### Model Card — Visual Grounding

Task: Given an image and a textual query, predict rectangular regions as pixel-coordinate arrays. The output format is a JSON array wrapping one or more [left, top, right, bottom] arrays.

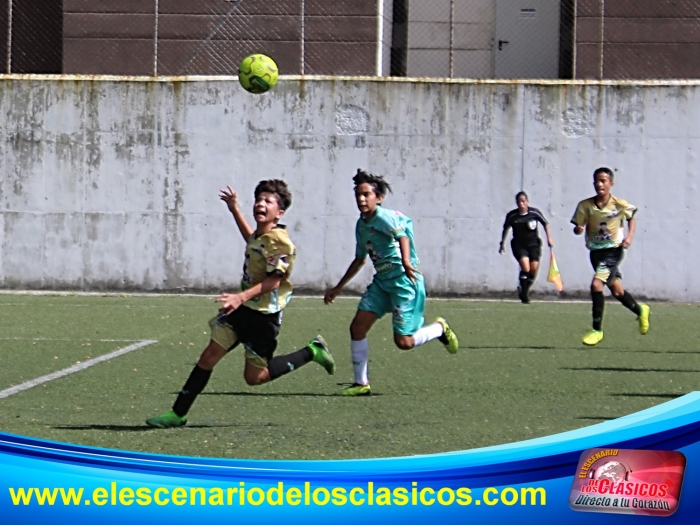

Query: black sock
[[524, 272, 536, 293], [592, 291, 605, 331], [267, 347, 313, 381], [616, 291, 641, 315], [519, 271, 529, 292], [172, 365, 212, 417]]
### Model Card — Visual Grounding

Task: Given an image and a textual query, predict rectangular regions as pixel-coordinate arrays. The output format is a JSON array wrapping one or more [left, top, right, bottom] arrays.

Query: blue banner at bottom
[[2, 392, 700, 523]]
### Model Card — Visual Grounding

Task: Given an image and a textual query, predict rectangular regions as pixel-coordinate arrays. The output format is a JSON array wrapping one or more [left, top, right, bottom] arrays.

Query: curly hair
[[352, 169, 393, 197], [255, 179, 292, 211]]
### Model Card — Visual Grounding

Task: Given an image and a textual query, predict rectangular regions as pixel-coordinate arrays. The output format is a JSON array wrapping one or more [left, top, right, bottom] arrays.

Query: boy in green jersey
[[324, 170, 459, 396]]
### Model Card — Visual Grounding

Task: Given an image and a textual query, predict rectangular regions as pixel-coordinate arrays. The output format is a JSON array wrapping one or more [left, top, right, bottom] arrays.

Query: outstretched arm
[[220, 185, 254, 241], [324, 258, 366, 304]]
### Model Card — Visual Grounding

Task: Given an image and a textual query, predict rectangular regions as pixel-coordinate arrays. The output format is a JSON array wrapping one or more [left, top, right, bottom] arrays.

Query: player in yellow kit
[[571, 168, 650, 346], [146, 180, 335, 428]]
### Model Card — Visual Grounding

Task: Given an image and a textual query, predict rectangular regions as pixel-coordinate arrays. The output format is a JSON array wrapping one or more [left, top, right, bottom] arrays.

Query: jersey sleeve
[[571, 201, 588, 226], [617, 198, 637, 220], [377, 209, 407, 239], [502, 211, 514, 231], [263, 236, 295, 277], [531, 207, 549, 225]]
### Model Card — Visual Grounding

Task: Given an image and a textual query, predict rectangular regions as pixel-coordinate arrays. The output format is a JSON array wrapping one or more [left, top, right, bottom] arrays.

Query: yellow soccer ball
[[238, 54, 279, 94]]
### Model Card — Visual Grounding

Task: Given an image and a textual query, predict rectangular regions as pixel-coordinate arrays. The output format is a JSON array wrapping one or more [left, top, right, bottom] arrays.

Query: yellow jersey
[[571, 195, 637, 250], [241, 226, 296, 313]]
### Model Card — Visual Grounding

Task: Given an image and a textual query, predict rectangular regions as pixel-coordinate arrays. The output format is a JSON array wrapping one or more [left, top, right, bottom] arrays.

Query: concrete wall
[[1, 77, 699, 300]]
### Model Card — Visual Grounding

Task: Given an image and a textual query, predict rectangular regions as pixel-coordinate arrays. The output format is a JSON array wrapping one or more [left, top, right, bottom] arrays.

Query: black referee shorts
[[511, 239, 542, 262]]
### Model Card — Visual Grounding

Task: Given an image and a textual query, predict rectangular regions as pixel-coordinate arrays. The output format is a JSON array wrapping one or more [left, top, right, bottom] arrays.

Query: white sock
[[412, 322, 444, 347], [350, 338, 369, 385]]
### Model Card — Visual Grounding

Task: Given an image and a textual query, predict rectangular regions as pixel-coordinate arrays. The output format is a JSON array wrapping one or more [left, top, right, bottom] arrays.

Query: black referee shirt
[[503, 207, 548, 246]]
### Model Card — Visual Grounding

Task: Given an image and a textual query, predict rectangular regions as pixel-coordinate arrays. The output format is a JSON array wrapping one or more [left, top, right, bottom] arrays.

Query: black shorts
[[215, 306, 282, 362], [590, 247, 624, 284], [511, 239, 542, 262]]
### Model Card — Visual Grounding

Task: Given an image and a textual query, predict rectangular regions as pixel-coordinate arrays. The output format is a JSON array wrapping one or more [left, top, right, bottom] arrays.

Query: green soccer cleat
[[436, 317, 459, 354], [308, 335, 336, 375], [637, 304, 650, 335], [582, 329, 604, 346], [146, 410, 187, 429], [338, 383, 371, 396]]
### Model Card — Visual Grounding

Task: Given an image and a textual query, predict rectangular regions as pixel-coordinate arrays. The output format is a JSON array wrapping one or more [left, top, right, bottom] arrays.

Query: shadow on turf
[[464, 345, 558, 350], [608, 393, 684, 399], [577, 416, 617, 421], [199, 391, 383, 397], [562, 367, 700, 373], [619, 350, 700, 355], [53, 424, 241, 431]]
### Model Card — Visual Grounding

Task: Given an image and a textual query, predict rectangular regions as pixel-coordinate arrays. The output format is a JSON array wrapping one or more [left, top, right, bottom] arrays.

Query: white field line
[[0, 340, 157, 399]]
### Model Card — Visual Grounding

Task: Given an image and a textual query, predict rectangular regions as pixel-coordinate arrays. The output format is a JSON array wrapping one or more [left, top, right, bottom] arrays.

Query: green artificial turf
[[0, 293, 698, 460]]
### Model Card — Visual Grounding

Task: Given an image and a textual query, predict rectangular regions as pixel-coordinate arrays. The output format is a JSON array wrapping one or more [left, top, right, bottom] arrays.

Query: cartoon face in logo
[[597, 222, 611, 240], [242, 253, 253, 284]]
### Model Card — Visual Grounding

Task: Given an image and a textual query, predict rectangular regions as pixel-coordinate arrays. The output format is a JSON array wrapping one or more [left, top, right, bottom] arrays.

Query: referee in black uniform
[[499, 191, 554, 303]]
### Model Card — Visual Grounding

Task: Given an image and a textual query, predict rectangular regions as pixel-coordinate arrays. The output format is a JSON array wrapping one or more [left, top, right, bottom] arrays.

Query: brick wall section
[[0, 4, 7, 74], [63, 0, 379, 76], [10, 0, 63, 74], [576, 0, 700, 79], [63, 0, 156, 75]]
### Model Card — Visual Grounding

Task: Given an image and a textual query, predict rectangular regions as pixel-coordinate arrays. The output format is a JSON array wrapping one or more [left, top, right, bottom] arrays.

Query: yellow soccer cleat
[[436, 317, 459, 354], [338, 383, 371, 396], [637, 304, 650, 335], [582, 329, 604, 346]]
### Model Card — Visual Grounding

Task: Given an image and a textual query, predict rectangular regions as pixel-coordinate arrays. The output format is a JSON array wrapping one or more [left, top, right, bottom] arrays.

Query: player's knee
[[610, 286, 624, 298], [243, 371, 265, 386], [394, 336, 414, 350], [197, 352, 219, 370], [350, 322, 368, 340]]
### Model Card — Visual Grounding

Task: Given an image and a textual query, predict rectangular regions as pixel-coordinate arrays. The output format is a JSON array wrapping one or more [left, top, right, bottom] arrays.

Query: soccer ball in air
[[238, 54, 279, 94]]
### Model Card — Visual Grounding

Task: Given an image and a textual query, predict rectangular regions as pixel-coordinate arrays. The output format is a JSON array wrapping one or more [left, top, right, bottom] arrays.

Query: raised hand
[[219, 185, 239, 213]]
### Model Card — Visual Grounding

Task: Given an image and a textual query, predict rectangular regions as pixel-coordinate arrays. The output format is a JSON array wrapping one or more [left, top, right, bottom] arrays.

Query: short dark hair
[[353, 169, 393, 197], [593, 167, 614, 181], [515, 191, 529, 203], [254, 179, 292, 211]]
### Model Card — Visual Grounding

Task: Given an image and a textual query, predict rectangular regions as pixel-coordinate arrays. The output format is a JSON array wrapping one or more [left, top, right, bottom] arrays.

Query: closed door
[[495, 0, 561, 78]]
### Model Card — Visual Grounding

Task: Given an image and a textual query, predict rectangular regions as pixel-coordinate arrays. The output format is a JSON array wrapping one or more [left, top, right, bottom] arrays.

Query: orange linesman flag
[[547, 250, 563, 292]]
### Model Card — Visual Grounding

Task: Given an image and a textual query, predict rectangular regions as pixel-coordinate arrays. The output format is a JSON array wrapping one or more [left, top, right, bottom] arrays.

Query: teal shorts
[[358, 273, 426, 336]]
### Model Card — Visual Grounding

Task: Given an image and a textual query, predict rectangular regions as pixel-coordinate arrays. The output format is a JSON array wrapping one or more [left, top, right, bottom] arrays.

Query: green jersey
[[355, 206, 419, 281]]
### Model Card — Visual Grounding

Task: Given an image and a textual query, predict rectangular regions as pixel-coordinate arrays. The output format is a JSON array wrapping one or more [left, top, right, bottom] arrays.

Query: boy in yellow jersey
[[571, 167, 650, 346], [147, 180, 335, 428]]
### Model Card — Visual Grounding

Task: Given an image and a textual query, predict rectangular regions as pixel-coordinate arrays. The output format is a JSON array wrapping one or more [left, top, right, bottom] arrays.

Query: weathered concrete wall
[[1, 77, 699, 300]]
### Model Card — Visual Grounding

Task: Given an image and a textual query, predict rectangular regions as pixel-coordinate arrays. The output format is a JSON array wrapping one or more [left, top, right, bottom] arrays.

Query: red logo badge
[[569, 448, 686, 516]]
